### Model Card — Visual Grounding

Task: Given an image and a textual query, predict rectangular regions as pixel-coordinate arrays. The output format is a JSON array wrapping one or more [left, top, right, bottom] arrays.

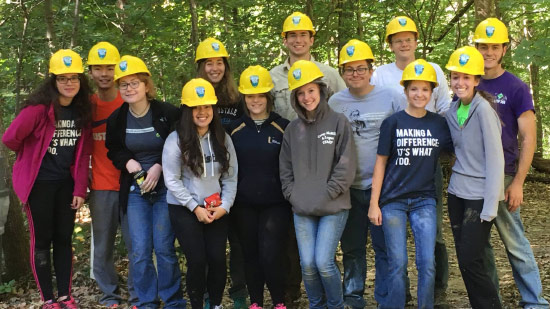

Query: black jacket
[[105, 99, 179, 212], [228, 112, 290, 207]]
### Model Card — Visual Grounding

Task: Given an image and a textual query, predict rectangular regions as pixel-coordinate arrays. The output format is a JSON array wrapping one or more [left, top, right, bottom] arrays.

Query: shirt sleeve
[[326, 116, 357, 199], [2, 105, 43, 152], [279, 127, 294, 200], [220, 134, 238, 214], [433, 63, 451, 115], [377, 116, 394, 156], [511, 81, 535, 118]]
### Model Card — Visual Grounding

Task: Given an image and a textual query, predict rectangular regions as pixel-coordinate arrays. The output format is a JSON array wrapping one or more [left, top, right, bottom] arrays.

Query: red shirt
[[91, 92, 124, 191]]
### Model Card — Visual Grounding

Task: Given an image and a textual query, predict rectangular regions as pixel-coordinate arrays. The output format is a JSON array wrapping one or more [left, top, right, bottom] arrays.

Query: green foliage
[[0, 280, 16, 294]]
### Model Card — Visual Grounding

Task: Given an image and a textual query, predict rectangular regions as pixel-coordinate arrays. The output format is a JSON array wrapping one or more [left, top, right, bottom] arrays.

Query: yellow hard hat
[[49, 49, 84, 75], [181, 78, 218, 107], [114, 55, 151, 81], [87, 42, 120, 65], [473, 18, 509, 44], [400, 59, 438, 87], [445, 46, 485, 76], [238, 65, 274, 94], [385, 16, 418, 43], [288, 60, 324, 91], [281, 12, 316, 37], [339, 39, 374, 66], [195, 38, 229, 62]]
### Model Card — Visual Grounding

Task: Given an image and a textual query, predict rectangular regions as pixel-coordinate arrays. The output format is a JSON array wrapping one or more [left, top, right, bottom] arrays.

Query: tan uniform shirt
[[270, 56, 346, 121]]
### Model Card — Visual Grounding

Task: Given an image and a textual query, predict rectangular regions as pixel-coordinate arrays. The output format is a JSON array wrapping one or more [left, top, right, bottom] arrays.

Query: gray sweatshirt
[[279, 81, 357, 216], [162, 131, 238, 214], [445, 93, 504, 221]]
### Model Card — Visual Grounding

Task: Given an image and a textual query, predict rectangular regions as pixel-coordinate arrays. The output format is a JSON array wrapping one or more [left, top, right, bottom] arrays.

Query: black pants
[[168, 204, 228, 308], [447, 194, 502, 309], [25, 180, 76, 302], [231, 204, 292, 306]]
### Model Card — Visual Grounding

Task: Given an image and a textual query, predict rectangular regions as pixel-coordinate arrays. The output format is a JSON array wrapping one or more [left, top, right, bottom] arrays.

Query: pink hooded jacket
[[2, 104, 92, 204]]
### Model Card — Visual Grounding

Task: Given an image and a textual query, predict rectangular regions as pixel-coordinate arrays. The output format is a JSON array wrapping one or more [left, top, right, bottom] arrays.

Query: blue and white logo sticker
[[196, 86, 205, 98], [346, 46, 355, 56], [414, 64, 424, 76], [250, 75, 259, 87], [62, 56, 72, 67], [485, 26, 495, 38], [292, 16, 301, 25], [98, 48, 107, 59], [459, 54, 470, 66], [398, 18, 407, 26], [119, 60, 128, 72], [211, 42, 220, 51], [292, 68, 301, 80]]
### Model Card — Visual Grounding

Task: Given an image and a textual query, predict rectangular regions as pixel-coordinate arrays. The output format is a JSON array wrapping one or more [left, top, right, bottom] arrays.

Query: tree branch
[[434, 0, 474, 43]]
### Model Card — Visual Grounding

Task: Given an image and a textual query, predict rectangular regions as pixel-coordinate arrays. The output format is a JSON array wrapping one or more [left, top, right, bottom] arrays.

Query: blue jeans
[[340, 188, 388, 308], [294, 210, 349, 309], [127, 185, 186, 309], [487, 176, 549, 308], [381, 197, 437, 309]]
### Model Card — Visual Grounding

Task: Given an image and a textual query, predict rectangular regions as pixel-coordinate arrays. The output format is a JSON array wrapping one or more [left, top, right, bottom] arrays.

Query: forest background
[[0, 0, 549, 307]]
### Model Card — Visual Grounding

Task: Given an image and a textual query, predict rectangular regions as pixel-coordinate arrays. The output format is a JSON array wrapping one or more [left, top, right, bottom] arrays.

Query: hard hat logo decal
[[211, 43, 220, 52], [292, 16, 301, 25], [398, 18, 407, 26], [119, 60, 128, 72], [346, 46, 355, 56], [63, 56, 72, 67], [459, 54, 470, 66], [250, 75, 259, 87], [196, 86, 205, 98], [98, 48, 107, 59], [414, 64, 424, 76], [293, 68, 301, 81], [486, 26, 495, 37]]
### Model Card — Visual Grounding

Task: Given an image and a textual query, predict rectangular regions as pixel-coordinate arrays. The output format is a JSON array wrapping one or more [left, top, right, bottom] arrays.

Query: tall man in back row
[[270, 12, 346, 306], [473, 17, 549, 309], [370, 16, 451, 306]]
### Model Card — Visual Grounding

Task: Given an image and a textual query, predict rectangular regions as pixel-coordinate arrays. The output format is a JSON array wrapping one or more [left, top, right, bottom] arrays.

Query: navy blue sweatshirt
[[228, 112, 290, 207]]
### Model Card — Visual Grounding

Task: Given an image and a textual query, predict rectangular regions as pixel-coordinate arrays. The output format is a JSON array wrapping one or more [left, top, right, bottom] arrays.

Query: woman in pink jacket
[[2, 49, 92, 309]]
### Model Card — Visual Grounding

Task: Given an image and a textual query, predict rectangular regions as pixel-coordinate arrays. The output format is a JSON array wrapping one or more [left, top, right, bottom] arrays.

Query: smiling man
[[474, 18, 549, 309]]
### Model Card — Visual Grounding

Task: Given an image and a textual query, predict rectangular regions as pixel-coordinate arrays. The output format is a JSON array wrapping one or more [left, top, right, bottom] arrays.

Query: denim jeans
[[127, 185, 186, 309], [340, 188, 388, 308], [486, 175, 549, 309], [294, 210, 349, 309], [381, 197, 437, 309]]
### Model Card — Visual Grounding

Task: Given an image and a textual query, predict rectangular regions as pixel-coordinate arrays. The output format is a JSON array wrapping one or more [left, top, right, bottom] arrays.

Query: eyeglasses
[[391, 38, 415, 45], [343, 67, 369, 76], [56, 76, 80, 84], [119, 80, 142, 90]]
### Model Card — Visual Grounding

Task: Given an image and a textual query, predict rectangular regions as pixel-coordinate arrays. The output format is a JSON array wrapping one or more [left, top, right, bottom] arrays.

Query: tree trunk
[[44, 0, 56, 53], [188, 0, 199, 50], [474, 0, 497, 22], [305, 0, 313, 19], [336, 0, 343, 51], [355, 0, 363, 37], [70, 0, 80, 49], [15, 0, 30, 110]]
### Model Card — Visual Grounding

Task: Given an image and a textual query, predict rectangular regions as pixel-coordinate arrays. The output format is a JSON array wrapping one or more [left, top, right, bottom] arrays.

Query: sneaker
[[214, 306, 224, 309], [42, 300, 62, 309], [274, 304, 286, 309], [249, 304, 262, 309], [58, 296, 78, 309], [233, 297, 247, 309], [106, 304, 119, 308]]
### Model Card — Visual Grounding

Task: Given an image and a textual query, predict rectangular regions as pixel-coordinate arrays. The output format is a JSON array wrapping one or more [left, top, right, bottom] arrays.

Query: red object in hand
[[204, 193, 222, 209]]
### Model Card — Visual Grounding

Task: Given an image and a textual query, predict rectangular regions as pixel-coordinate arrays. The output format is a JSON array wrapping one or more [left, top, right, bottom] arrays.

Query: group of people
[[2, 10, 548, 309]]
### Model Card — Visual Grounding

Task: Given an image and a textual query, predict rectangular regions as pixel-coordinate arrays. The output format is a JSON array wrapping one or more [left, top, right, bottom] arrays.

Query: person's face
[[389, 31, 417, 60], [283, 30, 314, 58], [192, 105, 214, 131], [118, 74, 148, 104], [450, 71, 479, 103], [342, 60, 372, 91], [476, 43, 507, 71], [89, 64, 116, 90], [244, 94, 268, 118], [296, 82, 320, 112], [204, 57, 225, 84], [404, 80, 432, 110], [56, 73, 81, 102]]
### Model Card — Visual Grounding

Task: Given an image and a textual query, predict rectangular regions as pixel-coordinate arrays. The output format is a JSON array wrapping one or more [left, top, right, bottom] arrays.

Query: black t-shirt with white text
[[377, 110, 453, 206]]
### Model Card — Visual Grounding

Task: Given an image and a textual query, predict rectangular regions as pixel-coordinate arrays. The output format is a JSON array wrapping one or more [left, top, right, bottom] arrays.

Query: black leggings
[[168, 204, 228, 309], [447, 194, 502, 309], [231, 204, 291, 306], [25, 180, 76, 302]]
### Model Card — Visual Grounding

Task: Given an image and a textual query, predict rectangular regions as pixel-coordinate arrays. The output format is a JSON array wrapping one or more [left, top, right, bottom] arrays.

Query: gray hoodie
[[445, 92, 504, 221], [162, 131, 238, 214], [279, 81, 357, 216]]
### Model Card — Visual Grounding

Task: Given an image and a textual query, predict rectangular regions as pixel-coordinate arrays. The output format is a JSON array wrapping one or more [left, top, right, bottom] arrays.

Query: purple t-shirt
[[477, 71, 534, 175]]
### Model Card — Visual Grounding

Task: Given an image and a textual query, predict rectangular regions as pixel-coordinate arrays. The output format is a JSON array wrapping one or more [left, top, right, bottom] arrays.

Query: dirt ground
[[1, 181, 549, 308]]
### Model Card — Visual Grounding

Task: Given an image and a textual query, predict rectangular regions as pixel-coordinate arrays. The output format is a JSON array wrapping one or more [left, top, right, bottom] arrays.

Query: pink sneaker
[[42, 300, 62, 309], [248, 304, 263, 309], [58, 296, 78, 309], [274, 304, 286, 309]]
